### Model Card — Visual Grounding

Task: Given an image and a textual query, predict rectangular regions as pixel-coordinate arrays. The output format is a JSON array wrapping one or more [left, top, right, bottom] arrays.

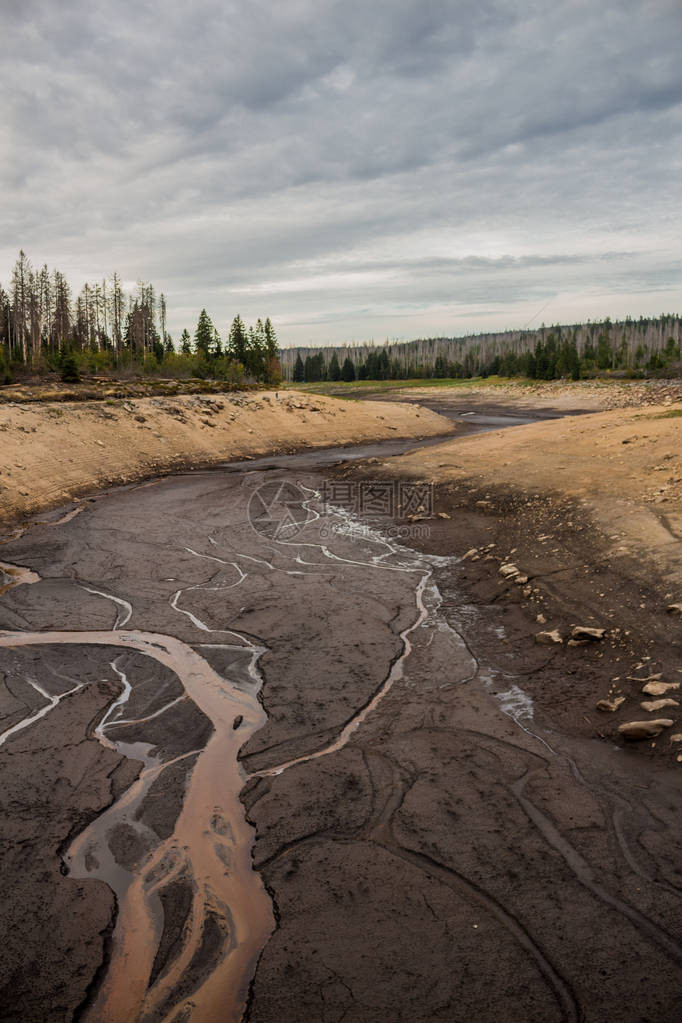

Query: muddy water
[[0, 626, 275, 1022]]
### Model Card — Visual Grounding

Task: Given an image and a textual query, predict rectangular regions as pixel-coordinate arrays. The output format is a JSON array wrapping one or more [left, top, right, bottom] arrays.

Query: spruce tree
[[293, 353, 304, 382], [61, 352, 80, 382], [261, 315, 282, 384], [329, 352, 341, 380], [194, 309, 215, 358], [228, 315, 248, 365], [341, 356, 356, 381], [180, 328, 192, 354], [263, 317, 278, 359]]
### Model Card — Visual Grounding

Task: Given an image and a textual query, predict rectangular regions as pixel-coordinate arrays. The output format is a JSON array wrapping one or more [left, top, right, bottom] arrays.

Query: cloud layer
[[2, 0, 681, 344]]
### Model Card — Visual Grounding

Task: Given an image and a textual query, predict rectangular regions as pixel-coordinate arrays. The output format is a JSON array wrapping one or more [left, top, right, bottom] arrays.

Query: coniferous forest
[[283, 316, 682, 383], [4, 251, 681, 389], [0, 251, 281, 385]]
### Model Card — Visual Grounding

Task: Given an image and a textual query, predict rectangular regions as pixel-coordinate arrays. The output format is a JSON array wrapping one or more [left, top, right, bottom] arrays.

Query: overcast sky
[[1, 0, 681, 347]]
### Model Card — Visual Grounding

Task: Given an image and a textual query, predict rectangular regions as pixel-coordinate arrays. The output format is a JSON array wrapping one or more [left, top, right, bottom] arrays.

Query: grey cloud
[[1, 0, 681, 345]]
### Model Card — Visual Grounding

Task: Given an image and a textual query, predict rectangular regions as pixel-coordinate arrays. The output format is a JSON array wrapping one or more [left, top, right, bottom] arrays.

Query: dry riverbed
[[0, 383, 680, 1023]]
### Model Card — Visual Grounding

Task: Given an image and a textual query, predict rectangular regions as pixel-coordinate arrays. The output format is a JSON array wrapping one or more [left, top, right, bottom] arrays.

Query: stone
[[669, 733, 682, 743], [536, 629, 563, 645], [640, 698, 680, 712], [570, 626, 606, 641], [536, 613, 547, 625], [437, 512, 451, 519], [596, 696, 625, 712], [499, 563, 519, 578], [642, 681, 680, 696], [462, 548, 478, 561], [618, 719, 674, 740], [667, 603, 682, 617], [514, 575, 529, 585]]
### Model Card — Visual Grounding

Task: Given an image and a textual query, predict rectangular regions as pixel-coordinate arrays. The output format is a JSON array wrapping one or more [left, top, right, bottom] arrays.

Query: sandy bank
[[399, 378, 682, 412], [377, 401, 682, 590], [0, 389, 451, 528]]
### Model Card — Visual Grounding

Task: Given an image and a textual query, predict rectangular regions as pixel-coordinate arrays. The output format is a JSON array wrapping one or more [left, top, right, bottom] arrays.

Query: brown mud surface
[[0, 384, 680, 1022]]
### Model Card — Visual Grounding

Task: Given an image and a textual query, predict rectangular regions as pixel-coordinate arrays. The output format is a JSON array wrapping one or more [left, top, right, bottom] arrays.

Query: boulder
[[618, 719, 674, 741], [536, 629, 563, 646]]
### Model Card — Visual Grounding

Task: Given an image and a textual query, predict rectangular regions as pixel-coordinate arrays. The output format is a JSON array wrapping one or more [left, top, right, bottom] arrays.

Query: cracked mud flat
[[0, 446, 681, 1022]]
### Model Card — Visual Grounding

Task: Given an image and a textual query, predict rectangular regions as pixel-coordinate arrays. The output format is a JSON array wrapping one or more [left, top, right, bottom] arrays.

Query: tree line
[[284, 315, 682, 382], [0, 250, 281, 384]]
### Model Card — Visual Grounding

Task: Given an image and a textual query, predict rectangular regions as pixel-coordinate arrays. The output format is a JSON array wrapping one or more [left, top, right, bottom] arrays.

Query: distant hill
[[280, 315, 682, 382]]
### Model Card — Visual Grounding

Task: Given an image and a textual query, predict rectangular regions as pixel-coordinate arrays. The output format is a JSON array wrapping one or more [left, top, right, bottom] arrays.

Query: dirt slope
[[0, 390, 450, 528], [377, 401, 682, 590]]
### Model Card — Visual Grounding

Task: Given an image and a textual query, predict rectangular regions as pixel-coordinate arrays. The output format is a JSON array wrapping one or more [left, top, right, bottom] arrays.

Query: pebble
[[640, 698, 680, 712], [536, 629, 563, 645], [618, 719, 674, 740], [596, 696, 625, 712]]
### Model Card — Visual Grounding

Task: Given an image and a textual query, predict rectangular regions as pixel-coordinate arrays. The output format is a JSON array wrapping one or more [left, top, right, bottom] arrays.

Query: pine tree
[[180, 328, 192, 355], [262, 317, 281, 382], [341, 356, 356, 382], [329, 352, 341, 380], [61, 352, 80, 382], [263, 317, 278, 358], [246, 324, 265, 378], [194, 309, 215, 357], [293, 353, 304, 382], [228, 315, 248, 365]]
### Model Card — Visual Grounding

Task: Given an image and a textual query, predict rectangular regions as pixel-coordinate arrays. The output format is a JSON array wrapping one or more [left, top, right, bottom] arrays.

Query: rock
[[596, 697, 626, 712], [618, 719, 674, 740], [642, 681, 680, 696], [640, 698, 680, 712], [567, 638, 589, 647], [670, 733, 682, 743], [536, 629, 563, 645], [437, 512, 451, 519], [499, 564, 519, 578], [667, 603, 682, 617], [514, 574, 529, 585], [570, 626, 606, 641], [536, 613, 547, 625], [232, 715, 243, 730], [462, 548, 478, 560]]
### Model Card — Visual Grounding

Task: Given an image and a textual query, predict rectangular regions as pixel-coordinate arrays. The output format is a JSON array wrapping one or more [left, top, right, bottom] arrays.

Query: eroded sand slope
[[0, 390, 451, 527]]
